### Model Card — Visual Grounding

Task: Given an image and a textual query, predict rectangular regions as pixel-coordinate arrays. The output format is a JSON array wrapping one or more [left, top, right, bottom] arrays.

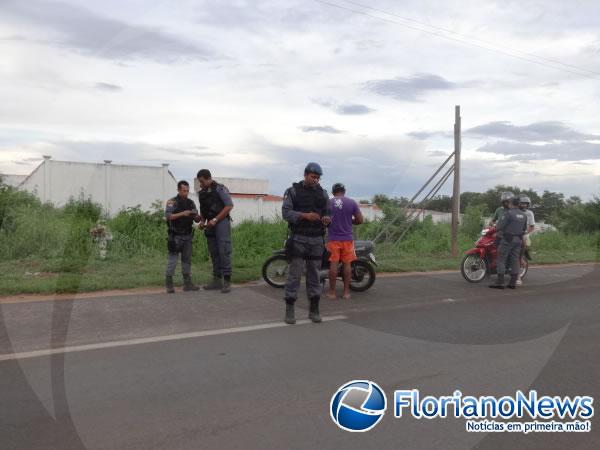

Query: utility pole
[[451, 105, 461, 257]]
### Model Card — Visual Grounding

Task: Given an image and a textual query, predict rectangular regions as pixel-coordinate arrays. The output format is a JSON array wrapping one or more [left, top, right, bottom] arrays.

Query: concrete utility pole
[[451, 106, 461, 257]]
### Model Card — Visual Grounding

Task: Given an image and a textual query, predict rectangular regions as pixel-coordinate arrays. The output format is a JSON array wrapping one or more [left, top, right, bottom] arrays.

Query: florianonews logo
[[330, 380, 387, 432]]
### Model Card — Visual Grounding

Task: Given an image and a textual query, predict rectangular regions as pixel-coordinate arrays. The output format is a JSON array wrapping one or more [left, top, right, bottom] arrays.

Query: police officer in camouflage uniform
[[196, 169, 234, 294], [165, 180, 200, 293], [282, 162, 331, 324], [490, 196, 528, 290]]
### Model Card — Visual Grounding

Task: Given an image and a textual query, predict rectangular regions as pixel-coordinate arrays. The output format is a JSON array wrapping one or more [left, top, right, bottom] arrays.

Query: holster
[[167, 232, 182, 253], [284, 237, 295, 263]]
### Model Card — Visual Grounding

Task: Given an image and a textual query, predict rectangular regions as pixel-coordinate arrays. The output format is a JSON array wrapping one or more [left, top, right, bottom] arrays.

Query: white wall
[[0, 174, 27, 188], [19, 159, 177, 216], [230, 197, 282, 223]]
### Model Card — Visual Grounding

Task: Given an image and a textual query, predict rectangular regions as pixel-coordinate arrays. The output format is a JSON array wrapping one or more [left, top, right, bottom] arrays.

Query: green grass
[[0, 191, 597, 295]]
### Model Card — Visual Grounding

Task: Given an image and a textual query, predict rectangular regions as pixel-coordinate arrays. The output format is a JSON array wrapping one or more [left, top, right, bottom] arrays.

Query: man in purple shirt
[[326, 183, 363, 300]]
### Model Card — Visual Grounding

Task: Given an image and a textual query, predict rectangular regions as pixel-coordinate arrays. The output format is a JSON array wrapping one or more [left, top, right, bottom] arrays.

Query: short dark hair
[[196, 169, 212, 180], [177, 180, 189, 190]]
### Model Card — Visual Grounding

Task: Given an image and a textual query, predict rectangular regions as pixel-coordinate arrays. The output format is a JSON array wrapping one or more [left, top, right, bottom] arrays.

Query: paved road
[[0, 264, 598, 450]]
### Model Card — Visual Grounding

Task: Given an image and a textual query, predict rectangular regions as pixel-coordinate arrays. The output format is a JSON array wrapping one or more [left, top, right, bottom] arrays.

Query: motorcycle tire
[[349, 260, 376, 292], [262, 255, 288, 288], [460, 254, 488, 283]]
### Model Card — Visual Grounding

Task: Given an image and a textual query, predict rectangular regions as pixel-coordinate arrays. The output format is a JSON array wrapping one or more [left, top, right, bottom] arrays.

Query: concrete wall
[[19, 158, 177, 216], [0, 174, 27, 188], [228, 198, 383, 224], [230, 197, 282, 223]]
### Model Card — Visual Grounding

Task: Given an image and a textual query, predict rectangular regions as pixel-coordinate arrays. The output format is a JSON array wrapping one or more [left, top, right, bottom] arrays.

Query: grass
[[0, 192, 597, 295]]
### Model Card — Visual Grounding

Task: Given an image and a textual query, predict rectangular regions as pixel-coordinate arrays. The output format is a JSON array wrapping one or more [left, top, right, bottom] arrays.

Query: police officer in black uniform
[[281, 162, 331, 324], [490, 196, 528, 289], [196, 169, 234, 294], [165, 180, 200, 293]]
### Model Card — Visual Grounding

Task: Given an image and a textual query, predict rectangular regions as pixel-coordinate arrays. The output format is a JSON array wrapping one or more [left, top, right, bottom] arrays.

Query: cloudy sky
[[1, 0, 599, 199]]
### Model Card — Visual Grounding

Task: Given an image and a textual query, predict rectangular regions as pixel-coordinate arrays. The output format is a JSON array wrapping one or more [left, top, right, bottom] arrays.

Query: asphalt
[[0, 263, 598, 450]]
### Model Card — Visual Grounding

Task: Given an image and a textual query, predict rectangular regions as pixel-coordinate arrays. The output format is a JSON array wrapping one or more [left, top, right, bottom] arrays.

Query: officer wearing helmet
[[490, 191, 514, 227], [281, 162, 331, 324], [490, 195, 528, 289], [517, 195, 535, 285]]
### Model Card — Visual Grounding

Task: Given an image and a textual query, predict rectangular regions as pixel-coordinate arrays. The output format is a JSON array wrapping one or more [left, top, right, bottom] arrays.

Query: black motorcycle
[[261, 240, 377, 292]]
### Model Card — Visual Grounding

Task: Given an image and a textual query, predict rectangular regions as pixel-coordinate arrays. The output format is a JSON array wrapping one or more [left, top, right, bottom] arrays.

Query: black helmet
[[500, 191, 514, 202], [304, 162, 323, 176], [332, 182, 346, 194]]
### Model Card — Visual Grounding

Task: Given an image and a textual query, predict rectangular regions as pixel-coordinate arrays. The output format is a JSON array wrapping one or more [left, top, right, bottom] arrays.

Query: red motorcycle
[[460, 226, 528, 283]]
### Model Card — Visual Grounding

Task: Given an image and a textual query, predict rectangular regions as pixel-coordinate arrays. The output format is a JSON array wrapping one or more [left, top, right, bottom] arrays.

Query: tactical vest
[[198, 181, 226, 220], [169, 195, 195, 235], [503, 209, 528, 237], [289, 181, 327, 236]]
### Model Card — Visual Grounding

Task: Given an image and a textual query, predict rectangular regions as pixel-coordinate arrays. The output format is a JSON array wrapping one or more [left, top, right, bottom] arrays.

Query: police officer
[[517, 196, 535, 285], [165, 180, 200, 293], [196, 169, 234, 294], [282, 162, 331, 324], [490, 196, 528, 289], [490, 191, 514, 227]]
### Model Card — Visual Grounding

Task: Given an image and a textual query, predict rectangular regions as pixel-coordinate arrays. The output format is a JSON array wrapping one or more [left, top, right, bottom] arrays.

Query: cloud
[[314, 99, 375, 115], [299, 125, 346, 134], [427, 150, 451, 157], [1, 0, 214, 63], [467, 121, 600, 142], [475, 140, 600, 161], [407, 130, 453, 140], [94, 82, 122, 92], [157, 147, 223, 158], [365, 73, 458, 101]]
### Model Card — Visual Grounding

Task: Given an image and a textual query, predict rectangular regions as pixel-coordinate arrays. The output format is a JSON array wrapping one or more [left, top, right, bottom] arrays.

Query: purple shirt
[[328, 196, 360, 241]]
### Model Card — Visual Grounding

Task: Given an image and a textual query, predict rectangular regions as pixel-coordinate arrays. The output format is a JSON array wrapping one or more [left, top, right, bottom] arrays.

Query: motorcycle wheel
[[262, 255, 288, 288], [349, 260, 376, 292], [461, 254, 488, 283]]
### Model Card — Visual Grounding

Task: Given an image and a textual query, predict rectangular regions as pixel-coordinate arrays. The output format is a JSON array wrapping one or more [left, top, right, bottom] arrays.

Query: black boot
[[508, 274, 518, 289], [489, 274, 505, 289], [309, 297, 322, 323], [221, 275, 231, 293], [285, 300, 296, 325], [165, 275, 175, 294], [183, 274, 199, 291], [203, 276, 223, 290]]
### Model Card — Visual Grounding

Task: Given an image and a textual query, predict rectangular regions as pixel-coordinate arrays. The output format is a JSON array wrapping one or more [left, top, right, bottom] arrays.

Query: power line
[[343, 0, 600, 78], [314, 0, 600, 81]]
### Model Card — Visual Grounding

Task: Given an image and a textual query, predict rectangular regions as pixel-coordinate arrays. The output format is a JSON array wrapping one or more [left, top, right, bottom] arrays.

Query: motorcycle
[[262, 240, 377, 292], [460, 226, 528, 283]]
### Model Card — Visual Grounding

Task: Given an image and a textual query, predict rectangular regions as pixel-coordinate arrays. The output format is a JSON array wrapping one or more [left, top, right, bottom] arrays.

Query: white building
[[0, 173, 27, 188], [17, 156, 177, 216], [8, 156, 386, 223]]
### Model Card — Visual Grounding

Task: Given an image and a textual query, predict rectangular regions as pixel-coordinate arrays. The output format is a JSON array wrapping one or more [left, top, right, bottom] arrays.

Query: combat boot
[[165, 275, 175, 294], [285, 301, 296, 325], [507, 274, 518, 289], [203, 276, 223, 290], [183, 274, 199, 291], [221, 276, 231, 293], [309, 297, 322, 323], [489, 274, 505, 289]]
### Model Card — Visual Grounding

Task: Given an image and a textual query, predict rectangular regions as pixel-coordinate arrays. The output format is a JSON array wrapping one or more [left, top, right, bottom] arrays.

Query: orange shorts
[[327, 241, 357, 263]]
